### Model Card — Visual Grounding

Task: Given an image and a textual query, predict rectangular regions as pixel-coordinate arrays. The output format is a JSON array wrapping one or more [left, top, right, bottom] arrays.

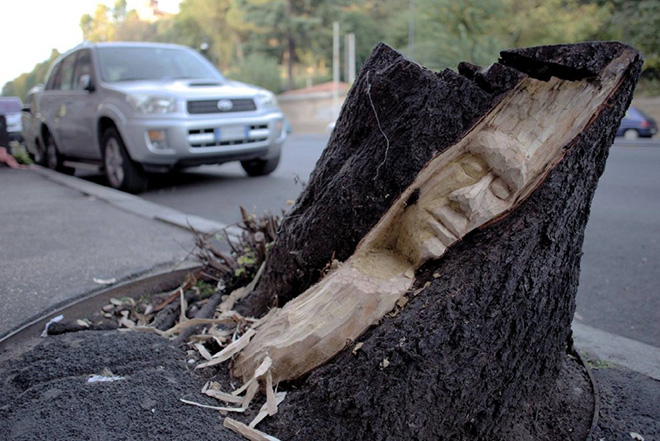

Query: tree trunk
[[229, 42, 641, 440]]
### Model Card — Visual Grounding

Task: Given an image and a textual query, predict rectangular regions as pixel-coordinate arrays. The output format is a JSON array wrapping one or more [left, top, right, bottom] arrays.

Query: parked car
[[21, 85, 45, 164], [0, 96, 24, 144], [38, 41, 287, 193], [616, 106, 657, 139]]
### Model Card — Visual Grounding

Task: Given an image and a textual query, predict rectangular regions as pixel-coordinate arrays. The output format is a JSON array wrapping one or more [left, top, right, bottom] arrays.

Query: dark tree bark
[[229, 42, 641, 440]]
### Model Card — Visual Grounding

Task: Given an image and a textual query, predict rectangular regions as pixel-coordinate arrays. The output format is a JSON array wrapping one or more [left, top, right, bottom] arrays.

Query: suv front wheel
[[241, 152, 281, 177], [45, 132, 74, 175], [102, 127, 148, 193]]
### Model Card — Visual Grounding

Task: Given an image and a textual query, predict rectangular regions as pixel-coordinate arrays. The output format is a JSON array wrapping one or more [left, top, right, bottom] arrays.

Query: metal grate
[[187, 98, 256, 114]]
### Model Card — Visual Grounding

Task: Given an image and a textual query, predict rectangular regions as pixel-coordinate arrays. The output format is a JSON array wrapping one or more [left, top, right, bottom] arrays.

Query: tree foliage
[[3, 0, 660, 97]]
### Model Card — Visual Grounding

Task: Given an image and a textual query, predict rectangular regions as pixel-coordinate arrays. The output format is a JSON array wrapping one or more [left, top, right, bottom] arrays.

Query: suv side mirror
[[79, 74, 95, 92]]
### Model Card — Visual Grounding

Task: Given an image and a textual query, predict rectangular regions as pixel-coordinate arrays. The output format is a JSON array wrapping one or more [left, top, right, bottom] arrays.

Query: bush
[[227, 53, 282, 93]]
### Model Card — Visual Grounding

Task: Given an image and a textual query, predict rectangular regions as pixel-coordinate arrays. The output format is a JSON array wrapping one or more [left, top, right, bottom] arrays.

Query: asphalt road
[[84, 135, 660, 348]]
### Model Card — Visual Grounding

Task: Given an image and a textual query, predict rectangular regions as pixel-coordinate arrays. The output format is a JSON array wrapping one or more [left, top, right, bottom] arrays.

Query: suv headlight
[[256, 91, 277, 109], [127, 94, 176, 114]]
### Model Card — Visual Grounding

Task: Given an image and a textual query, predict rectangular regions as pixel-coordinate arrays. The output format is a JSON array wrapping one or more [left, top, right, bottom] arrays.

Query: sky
[[0, 0, 181, 89]]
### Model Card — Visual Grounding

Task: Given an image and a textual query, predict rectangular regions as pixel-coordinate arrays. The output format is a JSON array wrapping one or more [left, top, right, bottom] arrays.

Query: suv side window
[[72, 50, 93, 90], [46, 62, 63, 90], [48, 54, 77, 91], [58, 54, 77, 91]]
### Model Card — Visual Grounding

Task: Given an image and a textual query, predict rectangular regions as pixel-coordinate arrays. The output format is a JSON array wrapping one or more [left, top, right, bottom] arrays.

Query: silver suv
[[38, 42, 287, 193]]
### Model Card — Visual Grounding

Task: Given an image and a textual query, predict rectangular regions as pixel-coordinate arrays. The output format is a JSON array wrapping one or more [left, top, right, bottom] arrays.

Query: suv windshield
[[97, 46, 224, 83]]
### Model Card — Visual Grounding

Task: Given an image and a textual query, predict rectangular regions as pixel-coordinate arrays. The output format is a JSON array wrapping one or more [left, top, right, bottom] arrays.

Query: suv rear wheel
[[102, 127, 148, 193], [241, 152, 281, 177], [45, 132, 74, 175]]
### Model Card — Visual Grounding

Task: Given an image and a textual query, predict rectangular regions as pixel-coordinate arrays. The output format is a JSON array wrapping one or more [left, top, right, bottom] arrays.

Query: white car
[[38, 42, 287, 193], [0, 96, 24, 144]]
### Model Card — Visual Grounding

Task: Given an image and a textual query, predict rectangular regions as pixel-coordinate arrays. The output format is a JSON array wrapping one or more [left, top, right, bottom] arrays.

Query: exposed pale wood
[[232, 50, 635, 384]]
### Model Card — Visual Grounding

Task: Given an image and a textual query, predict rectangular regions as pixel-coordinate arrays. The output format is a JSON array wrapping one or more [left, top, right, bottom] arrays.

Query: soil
[[0, 330, 658, 441], [0, 331, 240, 441]]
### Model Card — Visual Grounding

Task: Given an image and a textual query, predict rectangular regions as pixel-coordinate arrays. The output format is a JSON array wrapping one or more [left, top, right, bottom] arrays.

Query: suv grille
[[188, 124, 269, 148], [187, 98, 256, 114]]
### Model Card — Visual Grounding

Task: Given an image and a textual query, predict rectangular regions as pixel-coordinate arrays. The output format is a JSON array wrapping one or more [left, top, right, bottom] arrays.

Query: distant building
[[135, 0, 170, 22]]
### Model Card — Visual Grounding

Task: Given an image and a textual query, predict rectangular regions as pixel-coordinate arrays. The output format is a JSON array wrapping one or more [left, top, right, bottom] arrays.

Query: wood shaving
[[179, 398, 245, 413], [194, 343, 213, 361], [352, 342, 364, 355], [241, 380, 259, 408], [163, 315, 238, 337], [179, 288, 188, 323], [196, 328, 256, 368], [253, 356, 273, 379], [202, 388, 244, 405], [266, 371, 277, 416], [249, 392, 286, 428], [224, 417, 280, 441]]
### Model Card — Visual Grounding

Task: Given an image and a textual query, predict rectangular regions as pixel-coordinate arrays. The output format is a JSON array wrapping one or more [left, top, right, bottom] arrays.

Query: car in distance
[[616, 106, 657, 140], [38, 42, 287, 193], [0, 96, 24, 145]]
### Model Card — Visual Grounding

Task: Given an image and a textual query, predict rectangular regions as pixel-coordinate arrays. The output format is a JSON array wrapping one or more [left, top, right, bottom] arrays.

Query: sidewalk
[[0, 167, 201, 340]]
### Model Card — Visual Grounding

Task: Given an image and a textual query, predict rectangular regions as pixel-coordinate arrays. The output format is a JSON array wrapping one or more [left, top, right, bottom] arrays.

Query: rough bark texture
[[234, 42, 641, 440]]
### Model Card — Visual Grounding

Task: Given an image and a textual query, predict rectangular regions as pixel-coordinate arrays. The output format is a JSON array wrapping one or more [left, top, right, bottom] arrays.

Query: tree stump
[[228, 42, 641, 440]]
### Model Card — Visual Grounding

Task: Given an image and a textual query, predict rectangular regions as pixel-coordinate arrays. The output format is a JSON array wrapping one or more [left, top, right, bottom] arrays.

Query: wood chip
[[179, 398, 245, 413], [249, 392, 286, 429], [203, 388, 244, 405], [352, 342, 364, 355], [196, 329, 256, 369], [241, 380, 259, 408], [224, 417, 281, 441], [266, 371, 277, 416], [232, 377, 254, 396], [253, 356, 272, 379]]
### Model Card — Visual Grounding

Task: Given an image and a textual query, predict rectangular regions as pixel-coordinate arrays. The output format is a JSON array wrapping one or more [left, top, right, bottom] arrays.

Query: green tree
[[175, 0, 250, 71], [386, 0, 610, 71], [591, 0, 660, 79], [80, 3, 115, 42], [240, 0, 354, 90]]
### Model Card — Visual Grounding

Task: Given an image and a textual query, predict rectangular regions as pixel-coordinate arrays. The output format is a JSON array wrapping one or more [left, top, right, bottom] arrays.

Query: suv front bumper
[[120, 112, 286, 169]]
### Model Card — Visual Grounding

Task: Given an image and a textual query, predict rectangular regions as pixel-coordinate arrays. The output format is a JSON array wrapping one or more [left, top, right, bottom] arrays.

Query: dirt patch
[[588, 365, 660, 441], [0, 331, 241, 441]]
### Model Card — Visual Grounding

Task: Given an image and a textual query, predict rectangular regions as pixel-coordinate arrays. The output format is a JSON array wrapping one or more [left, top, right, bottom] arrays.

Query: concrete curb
[[33, 167, 242, 239], [572, 322, 660, 381]]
